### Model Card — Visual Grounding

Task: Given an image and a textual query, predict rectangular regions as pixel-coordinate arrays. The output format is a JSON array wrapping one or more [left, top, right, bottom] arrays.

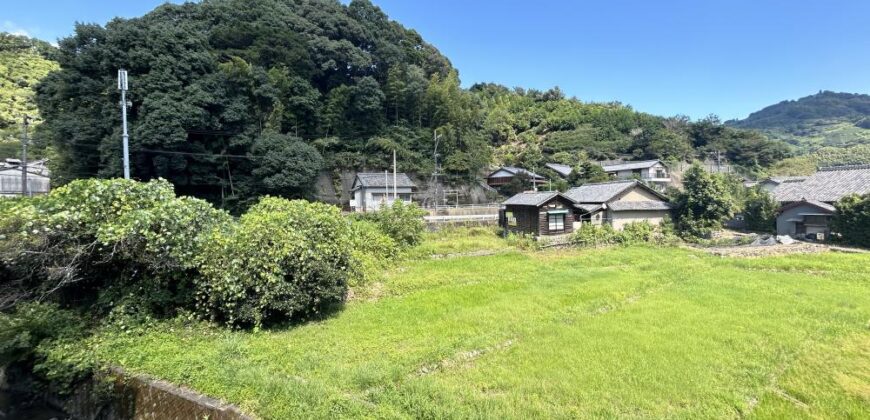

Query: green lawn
[[91, 246, 870, 419]]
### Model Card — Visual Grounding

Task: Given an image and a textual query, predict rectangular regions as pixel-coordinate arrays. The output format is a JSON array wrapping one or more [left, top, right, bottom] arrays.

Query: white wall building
[[350, 172, 416, 212]]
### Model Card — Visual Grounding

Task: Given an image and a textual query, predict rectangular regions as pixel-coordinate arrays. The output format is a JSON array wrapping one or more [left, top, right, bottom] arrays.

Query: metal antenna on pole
[[20, 115, 31, 196], [118, 69, 130, 179]]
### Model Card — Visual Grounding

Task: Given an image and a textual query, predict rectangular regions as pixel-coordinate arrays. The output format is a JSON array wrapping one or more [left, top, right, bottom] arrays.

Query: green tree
[[674, 165, 734, 237], [742, 188, 778, 232], [832, 194, 870, 247], [250, 133, 323, 198]]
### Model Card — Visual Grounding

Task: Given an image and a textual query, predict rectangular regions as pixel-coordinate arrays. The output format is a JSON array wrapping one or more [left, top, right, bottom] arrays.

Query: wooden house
[[565, 180, 673, 230], [500, 191, 575, 237]]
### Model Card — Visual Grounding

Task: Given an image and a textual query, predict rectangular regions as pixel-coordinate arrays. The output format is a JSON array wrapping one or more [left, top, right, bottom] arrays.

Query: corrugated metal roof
[[564, 180, 636, 203], [601, 160, 663, 172], [488, 166, 545, 180], [545, 163, 572, 177], [773, 165, 870, 203], [503, 191, 560, 206], [353, 172, 416, 189], [575, 203, 603, 213], [608, 201, 674, 211]]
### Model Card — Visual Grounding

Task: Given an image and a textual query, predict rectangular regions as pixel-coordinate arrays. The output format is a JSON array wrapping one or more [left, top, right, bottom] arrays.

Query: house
[[350, 172, 416, 212], [757, 176, 807, 193], [776, 200, 836, 238], [486, 166, 547, 188], [0, 159, 50, 198], [499, 191, 575, 237], [544, 163, 573, 178], [771, 165, 870, 237], [600, 160, 671, 189], [565, 180, 673, 230]]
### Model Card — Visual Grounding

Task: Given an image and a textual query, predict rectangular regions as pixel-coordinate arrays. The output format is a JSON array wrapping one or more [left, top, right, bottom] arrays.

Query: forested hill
[[0, 33, 58, 156], [33, 0, 789, 210], [726, 91, 870, 151]]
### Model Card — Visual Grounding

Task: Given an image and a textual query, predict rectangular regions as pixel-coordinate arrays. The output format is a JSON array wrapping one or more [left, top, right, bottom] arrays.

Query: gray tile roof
[[503, 191, 561, 206], [608, 201, 674, 211], [545, 163, 573, 177], [766, 176, 807, 184], [353, 172, 416, 190], [772, 165, 870, 203], [564, 180, 637, 203], [601, 160, 663, 172]]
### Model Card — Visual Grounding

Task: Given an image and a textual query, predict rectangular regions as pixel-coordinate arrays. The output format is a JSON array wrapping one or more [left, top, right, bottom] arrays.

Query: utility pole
[[431, 129, 443, 207], [393, 149, 398, 201], [20, 115, 31, 196], [118, 69, 130, 179]]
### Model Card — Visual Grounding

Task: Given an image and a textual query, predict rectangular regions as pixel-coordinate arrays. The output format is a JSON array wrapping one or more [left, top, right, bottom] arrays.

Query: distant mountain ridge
[[726, 91, 870, 151]]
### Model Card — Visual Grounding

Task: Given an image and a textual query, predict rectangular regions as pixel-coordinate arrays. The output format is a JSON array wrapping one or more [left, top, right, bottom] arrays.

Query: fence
[[0, 175, 50, 197]]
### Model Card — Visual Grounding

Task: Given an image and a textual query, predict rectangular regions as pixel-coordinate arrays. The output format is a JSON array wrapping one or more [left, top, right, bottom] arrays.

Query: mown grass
[[90, 246, 870, 419]]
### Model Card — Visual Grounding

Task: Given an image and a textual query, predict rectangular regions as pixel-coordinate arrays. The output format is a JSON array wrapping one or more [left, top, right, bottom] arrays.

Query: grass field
[[91, 245, 870, 419]]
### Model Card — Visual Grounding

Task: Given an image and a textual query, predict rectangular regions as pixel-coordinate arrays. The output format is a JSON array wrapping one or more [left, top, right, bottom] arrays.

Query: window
[[548, 214, 565, 231], [655, 168, 667, 178]]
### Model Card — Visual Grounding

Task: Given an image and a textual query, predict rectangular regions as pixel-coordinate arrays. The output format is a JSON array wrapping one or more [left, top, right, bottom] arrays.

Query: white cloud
[[3, 21, 35, 37]]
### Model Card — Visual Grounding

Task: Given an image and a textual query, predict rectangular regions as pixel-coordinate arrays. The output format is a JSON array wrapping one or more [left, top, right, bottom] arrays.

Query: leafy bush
[[196, 197, 352, 327], [347, 220, 399, 286], [571, 224, 623, 247], [0, 178, 231, 314], [352, 200, 426, 247], [832, 193, 870, 247], [570, 221, 678, 247], [743, 188, 778, 232], [504, 231, 540, 250], [0, 302, 86, 367]]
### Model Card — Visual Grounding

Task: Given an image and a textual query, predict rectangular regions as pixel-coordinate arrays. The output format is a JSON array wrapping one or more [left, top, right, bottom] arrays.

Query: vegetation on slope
[[0, 32, 58, 157], [30, 0, 795, 210], [727, 91, 870, 152], [77, 247, 870, 418]]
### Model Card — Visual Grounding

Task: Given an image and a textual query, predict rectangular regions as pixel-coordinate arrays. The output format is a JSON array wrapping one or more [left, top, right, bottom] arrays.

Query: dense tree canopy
[[28, 0, 807, 209], [35, 0, 479, 208]]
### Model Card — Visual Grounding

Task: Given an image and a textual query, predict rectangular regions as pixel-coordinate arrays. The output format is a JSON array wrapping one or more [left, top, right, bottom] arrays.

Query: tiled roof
[[564, 180, 637, 203], [766, 176, 807, 184], [600, 160, 663, 172], [779, 200, 836, 214], [608, 201, 674, 211], [353, 172, 416, 189], [772, 165, 870, 203], [545, 163, 573, 177], [488, 166, 546, 180], [503, 191, 561, 206]]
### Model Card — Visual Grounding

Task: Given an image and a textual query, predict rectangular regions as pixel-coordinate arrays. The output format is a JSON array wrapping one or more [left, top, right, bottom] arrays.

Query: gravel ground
[[698, 242, 866, 257]]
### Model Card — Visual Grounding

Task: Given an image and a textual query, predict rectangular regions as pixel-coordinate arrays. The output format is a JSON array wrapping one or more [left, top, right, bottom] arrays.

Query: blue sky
[[5, 0, 870, 120]]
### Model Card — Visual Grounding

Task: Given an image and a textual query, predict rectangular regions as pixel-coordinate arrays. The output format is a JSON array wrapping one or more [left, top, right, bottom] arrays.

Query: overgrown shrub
[[570, 221, 678, 247], [351, 200, 426, 247], [743, 188, 778, 232], [347, 220, 399, 286], [0, 178, 231, 313], [196, 197, 352, 327], [832, 193, 870, 247], [0, 302, 86, 367], [571, 224, 623, 247]]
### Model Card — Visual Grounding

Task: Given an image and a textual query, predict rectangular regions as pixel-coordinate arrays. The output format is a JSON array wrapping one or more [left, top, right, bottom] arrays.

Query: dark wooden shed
[[500, 191, 575, 237]]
